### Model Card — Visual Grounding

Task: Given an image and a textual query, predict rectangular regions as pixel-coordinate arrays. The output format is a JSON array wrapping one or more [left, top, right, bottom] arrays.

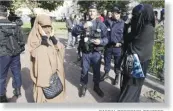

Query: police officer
[[0, 5, 25, 102], [101, 6, 124, 85], [72, 3, 108, 97]]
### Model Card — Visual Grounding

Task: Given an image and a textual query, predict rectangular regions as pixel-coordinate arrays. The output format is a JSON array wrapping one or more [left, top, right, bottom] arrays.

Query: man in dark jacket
[[0, 5, 25, 102], [101, 6, 124, 85]]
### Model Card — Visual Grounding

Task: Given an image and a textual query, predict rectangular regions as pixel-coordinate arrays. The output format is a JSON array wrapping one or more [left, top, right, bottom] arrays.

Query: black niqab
[[131, 4, 155, 37]]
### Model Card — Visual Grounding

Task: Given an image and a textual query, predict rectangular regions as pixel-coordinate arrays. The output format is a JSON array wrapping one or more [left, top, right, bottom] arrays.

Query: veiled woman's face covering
[[37, 14, 52, 37], [131, 4, 155, 36], [131, 4, 144, 25], [41, 25, 52, 37]]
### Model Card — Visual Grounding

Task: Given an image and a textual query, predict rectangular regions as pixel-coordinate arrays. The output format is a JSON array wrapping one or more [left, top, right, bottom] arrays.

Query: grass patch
[[52, 22, 67, 35], [22, 22, 31, 29], [52, 22, 67, 30], [22, 22, 67, 35], [22, 22, 31, 34]]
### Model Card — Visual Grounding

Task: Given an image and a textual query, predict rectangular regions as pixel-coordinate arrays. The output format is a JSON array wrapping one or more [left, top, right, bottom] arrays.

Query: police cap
[[89, 3, 97, 10], [112, 6, 121, 13]]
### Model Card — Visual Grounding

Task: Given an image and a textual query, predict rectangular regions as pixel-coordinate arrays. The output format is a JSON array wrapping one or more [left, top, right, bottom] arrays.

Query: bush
[[149, 24, 164, 80]]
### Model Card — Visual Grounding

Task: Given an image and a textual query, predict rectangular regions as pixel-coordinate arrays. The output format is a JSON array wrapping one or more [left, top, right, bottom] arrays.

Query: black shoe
[[112, 75, 119, 85], [93, 84, 104, 98], [13, 88, 21, 98], [100, 73, 109, 81], [77, 55, 81, 61], [78, 84, 87, 97], [0, 95, 8, 103]]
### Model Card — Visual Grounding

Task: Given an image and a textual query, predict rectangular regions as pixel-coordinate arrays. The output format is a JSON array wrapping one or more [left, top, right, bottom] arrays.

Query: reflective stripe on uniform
[[0, 23, 16, 26]]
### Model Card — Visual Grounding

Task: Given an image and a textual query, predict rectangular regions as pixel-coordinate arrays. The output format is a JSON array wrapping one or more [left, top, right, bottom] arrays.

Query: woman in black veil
[[118, 4, 155, 102]]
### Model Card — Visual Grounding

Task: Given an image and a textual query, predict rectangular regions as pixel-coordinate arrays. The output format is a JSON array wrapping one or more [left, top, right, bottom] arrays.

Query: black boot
[[78, 84, 87, 97], [112, 69, 121, 85], [0, 95, 8, 103], [13, 88, 21, 98], [93, 83, 104, 98], [112, 75, 119, 85], [100, 72, 109, 81]]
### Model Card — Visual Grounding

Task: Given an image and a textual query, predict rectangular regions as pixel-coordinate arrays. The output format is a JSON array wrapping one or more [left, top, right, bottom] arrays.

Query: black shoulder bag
[[42, 72, 63, 99]]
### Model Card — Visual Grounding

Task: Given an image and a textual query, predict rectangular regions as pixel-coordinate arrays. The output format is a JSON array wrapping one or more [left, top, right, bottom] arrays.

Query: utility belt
[[106, 43, 122, 48], [81, 43, 104, 54]]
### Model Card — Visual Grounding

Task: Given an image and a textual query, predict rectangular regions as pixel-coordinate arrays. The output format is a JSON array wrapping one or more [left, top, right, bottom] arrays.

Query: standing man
[[102, 9, 108, 22], [101, 6, 124, 85], [104, 11, 112, 31], [66, 14, 77, 49], [72, 3, 108, 98], [0, 5, 25, 102]]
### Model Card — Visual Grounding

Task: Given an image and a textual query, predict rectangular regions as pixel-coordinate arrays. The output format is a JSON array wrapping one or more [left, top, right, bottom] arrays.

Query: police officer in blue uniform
[[72, 3, 108, 97], [0, 5, 25, 102], [101, 6, 124, 85]]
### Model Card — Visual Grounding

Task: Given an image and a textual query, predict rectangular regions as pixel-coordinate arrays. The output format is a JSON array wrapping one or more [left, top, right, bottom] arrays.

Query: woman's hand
[[115, 43, 122, 47], [84, 21, 93, 29], [38, 25, 46, 36], [50, 36, 58, 45]]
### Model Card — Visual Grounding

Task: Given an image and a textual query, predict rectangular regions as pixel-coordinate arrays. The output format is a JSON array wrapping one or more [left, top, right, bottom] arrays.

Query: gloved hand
[[115, 43, 122, 47], [41, 36, 49, 47], [50, 36, 58, 45], [84, 21, 93, 29], [93, 39, 101, 45]]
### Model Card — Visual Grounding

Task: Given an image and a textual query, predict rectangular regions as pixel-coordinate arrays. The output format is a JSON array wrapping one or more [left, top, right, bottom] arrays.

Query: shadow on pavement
[[21, 67, 34, 103], [8, 96, 18, 103], [6, 71, 17, 102], [87, 70, 120, 102], [5, 67, 34, 103]]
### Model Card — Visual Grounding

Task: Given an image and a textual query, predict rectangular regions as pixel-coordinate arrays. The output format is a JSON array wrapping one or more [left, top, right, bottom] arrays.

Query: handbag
[[42, 72, 63, 99], [132, 54, 145, 78], [121, 51, 145, 78]]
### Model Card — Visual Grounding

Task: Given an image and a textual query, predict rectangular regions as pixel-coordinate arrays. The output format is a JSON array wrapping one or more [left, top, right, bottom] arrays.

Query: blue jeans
[[81, 52, 102, 85], [0, 55, 22, 96]]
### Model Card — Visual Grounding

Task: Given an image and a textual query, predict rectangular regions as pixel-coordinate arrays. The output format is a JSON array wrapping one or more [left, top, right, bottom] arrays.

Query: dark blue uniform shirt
[[105, 19, 124, 45]]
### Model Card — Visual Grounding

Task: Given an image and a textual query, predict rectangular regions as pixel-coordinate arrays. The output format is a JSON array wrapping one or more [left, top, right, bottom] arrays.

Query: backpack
[[0, 23, 25, 56]]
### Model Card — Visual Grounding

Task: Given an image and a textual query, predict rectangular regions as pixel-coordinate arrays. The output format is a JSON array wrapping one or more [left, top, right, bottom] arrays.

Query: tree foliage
[[149, 24, 164, 79], [0, 0, 63, 12], [138, 0, 164, 8], [77, 1, 130, 13], [37, 1, 63, 11]]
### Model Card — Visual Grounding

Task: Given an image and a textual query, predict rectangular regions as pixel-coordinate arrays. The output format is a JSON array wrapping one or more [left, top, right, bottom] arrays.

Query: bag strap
[[96, 18, 100, 30]]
